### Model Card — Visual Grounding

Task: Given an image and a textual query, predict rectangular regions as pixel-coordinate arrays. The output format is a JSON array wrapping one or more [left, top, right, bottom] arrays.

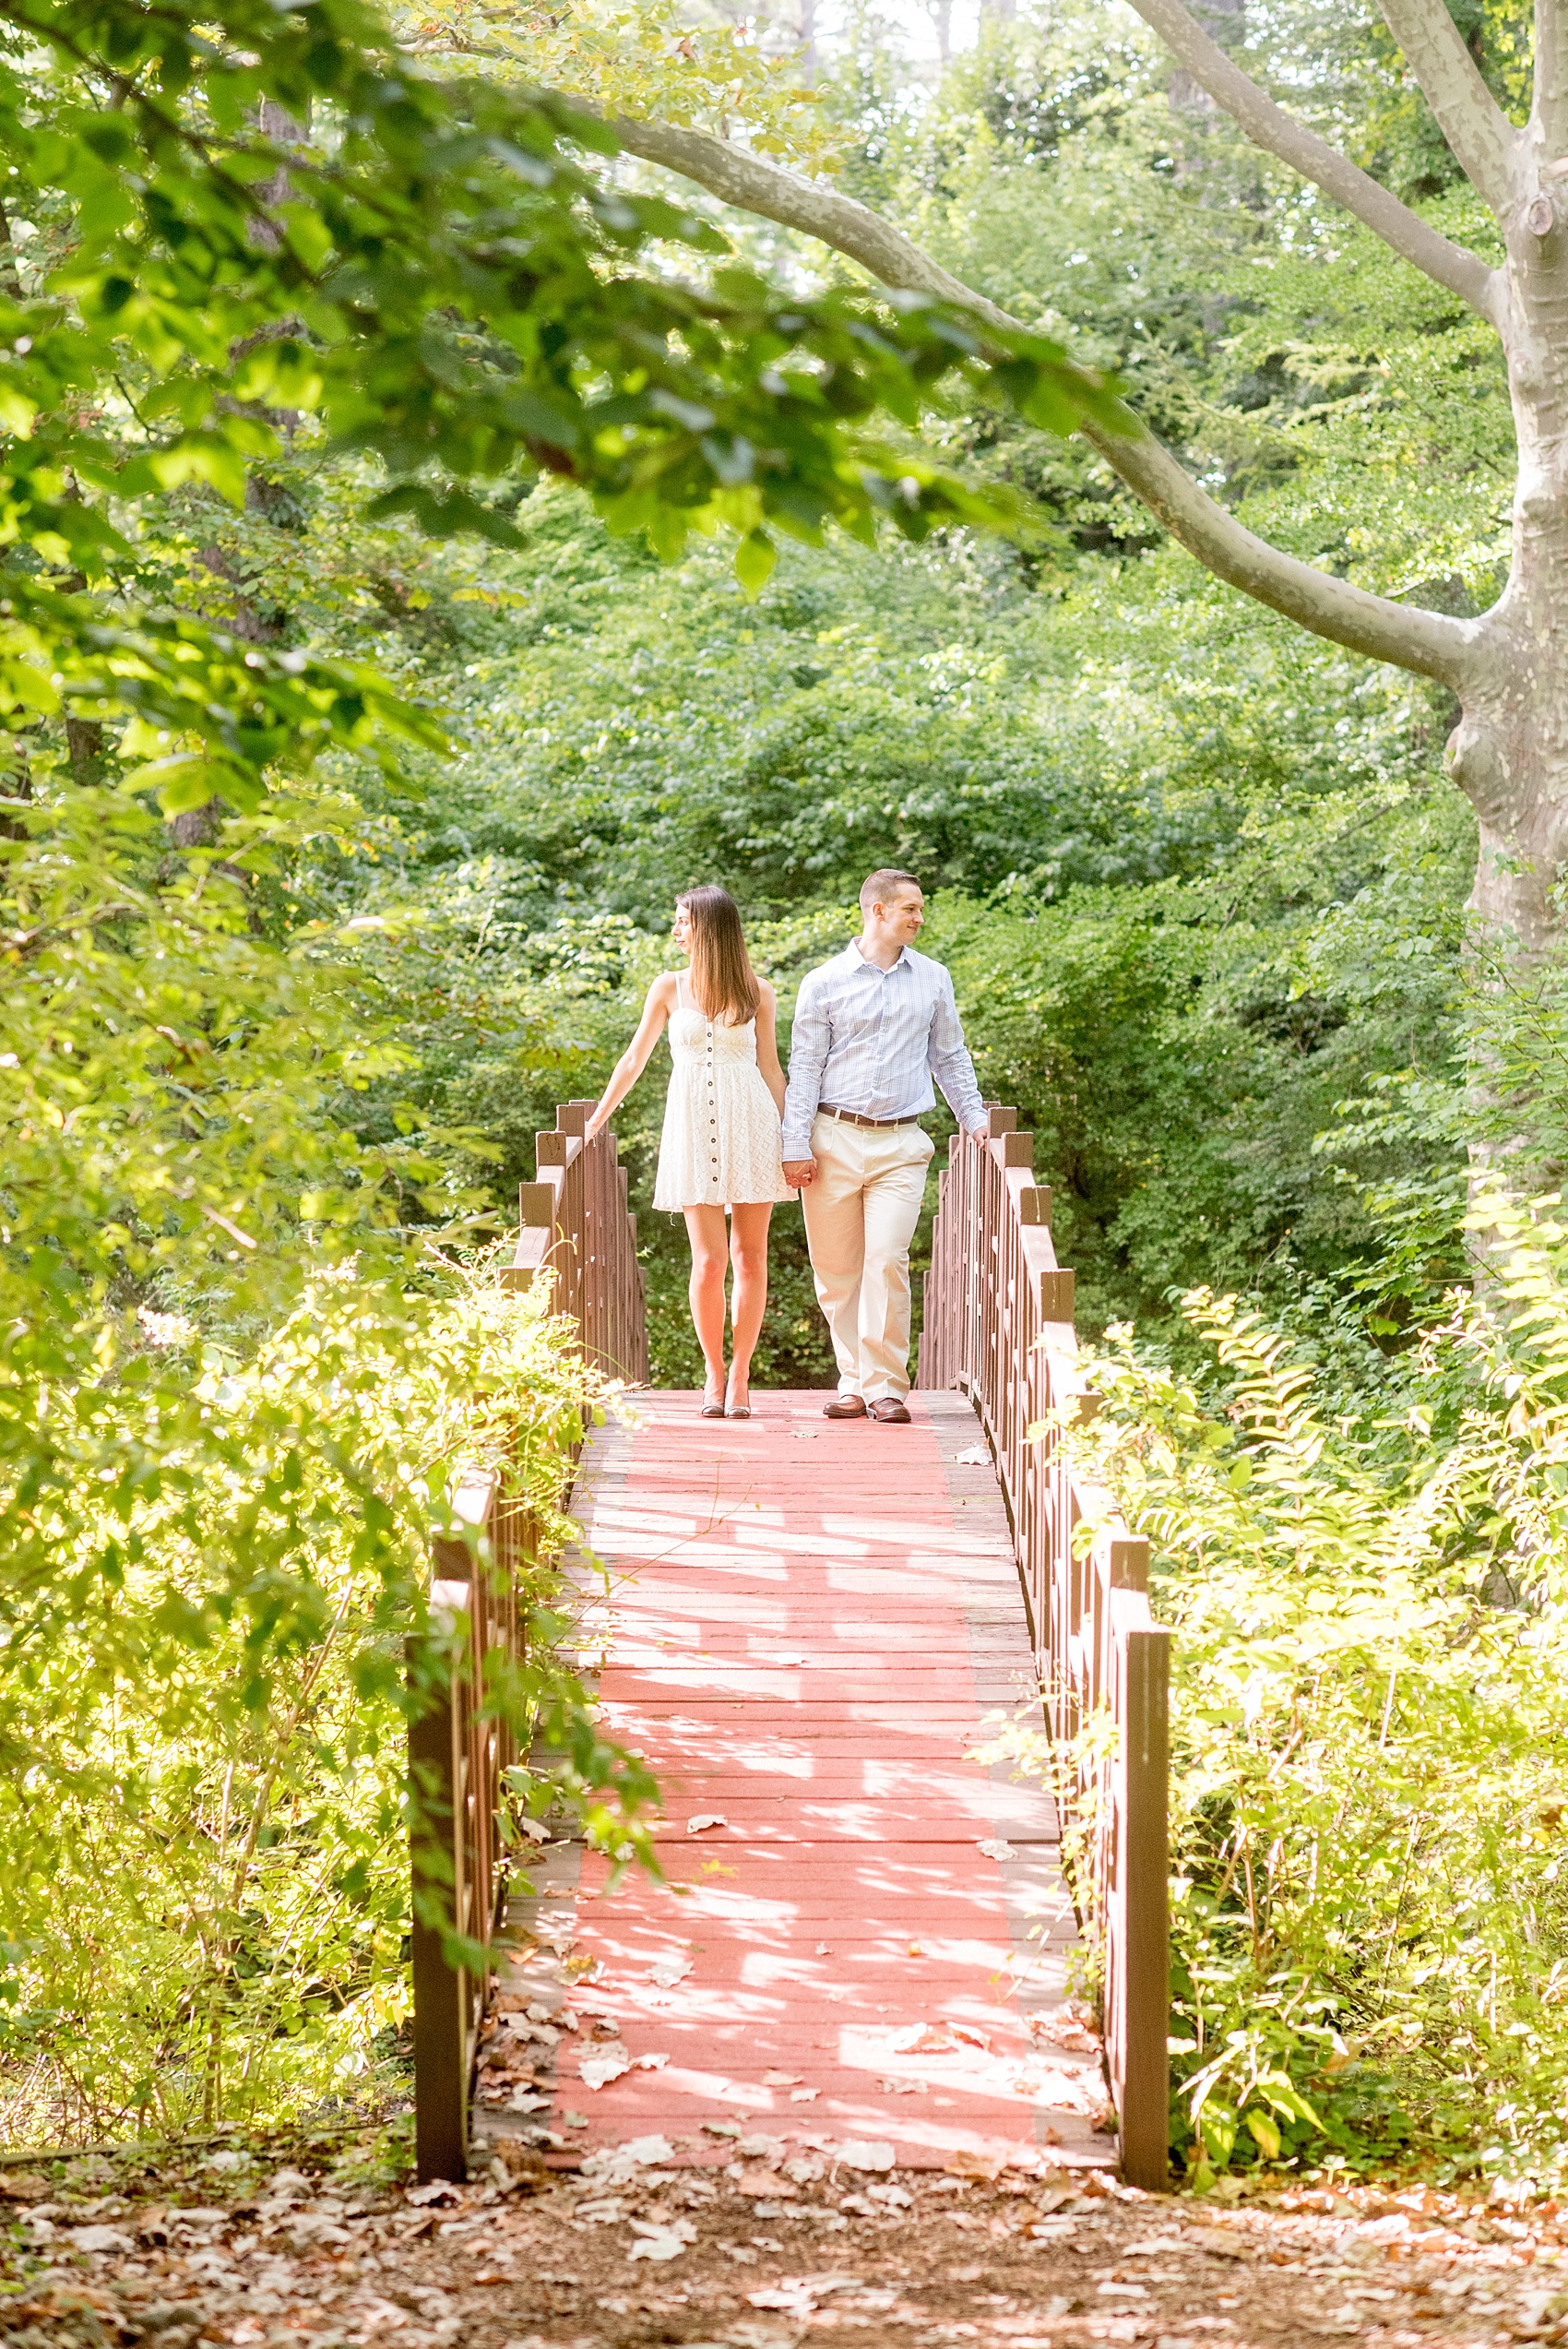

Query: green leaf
[[734, 528, 778, 598]]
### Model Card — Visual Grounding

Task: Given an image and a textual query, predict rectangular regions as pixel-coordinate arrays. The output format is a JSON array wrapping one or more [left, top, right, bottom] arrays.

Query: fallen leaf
[[951, 2023, 992, 2051], [763, 2070, 802, 2087], [746, 2284, 818, 2317], [648, 1954, 693, 1989], [978, 1838, 1015, 1860], [814, 1941, 832, 1956], [1184, 2224, 1246, 2260], [407, 2179, 461, 2205], [876, 2075, 928, 2094], [635, 2052, 669, 2071], [837, 2140, 897, 2172], [581, 2136, 673, 2184], [703, 2121, 742, 2138], [737, 2132, 787, 2158], [954, 1444, 990, 1465], [790, 2088, 819, 2103], [628, 2219, 695, 2263], [580, 2046, 635, 2090], [908, 1940, 925, 1956], [735, 2164, 798, 2199], [945, 2150, 1004, 2182], [687, 1814, 728, 1835], [890, 2023, 956, 2055]]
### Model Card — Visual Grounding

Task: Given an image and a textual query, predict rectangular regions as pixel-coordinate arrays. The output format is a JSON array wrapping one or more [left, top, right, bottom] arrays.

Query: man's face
[[875, 886, 924, 943]]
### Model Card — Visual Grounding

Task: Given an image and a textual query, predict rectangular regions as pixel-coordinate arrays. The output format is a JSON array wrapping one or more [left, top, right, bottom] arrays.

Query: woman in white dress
[[583, 887, 790, 1419]]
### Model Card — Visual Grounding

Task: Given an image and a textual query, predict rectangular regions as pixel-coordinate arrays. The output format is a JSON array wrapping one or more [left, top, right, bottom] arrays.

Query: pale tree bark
[[605, 0, 1568, 1009], [1166, 0, 1241, 120]]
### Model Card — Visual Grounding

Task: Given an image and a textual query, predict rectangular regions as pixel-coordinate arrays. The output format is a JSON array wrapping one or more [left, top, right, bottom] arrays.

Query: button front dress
[[652, 983, 791, 1211]]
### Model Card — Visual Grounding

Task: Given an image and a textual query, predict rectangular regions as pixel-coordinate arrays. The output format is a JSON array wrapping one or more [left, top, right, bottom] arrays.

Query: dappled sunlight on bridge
[[505, 1389, 1110, 2170]]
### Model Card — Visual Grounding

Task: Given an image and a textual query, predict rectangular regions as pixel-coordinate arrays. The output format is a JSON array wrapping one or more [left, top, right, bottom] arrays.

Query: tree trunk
[[1445, 193, 1568, 924]]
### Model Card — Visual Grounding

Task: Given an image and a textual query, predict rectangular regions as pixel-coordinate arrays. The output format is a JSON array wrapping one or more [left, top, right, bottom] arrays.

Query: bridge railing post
[[408, 1467, 506, 2185], [917, 1110, 1170, 2186]]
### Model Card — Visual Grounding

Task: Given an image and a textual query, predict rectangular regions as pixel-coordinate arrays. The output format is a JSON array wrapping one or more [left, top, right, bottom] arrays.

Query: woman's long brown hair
[[679, 885, 762, 1026]]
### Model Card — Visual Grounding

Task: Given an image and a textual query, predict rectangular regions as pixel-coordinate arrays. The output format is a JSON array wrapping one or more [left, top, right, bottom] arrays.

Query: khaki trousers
[[801, 1113, 935, 1401]]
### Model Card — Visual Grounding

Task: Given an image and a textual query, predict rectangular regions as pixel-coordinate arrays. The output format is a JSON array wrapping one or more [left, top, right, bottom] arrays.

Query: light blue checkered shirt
[[781, 943, 984, 1159]]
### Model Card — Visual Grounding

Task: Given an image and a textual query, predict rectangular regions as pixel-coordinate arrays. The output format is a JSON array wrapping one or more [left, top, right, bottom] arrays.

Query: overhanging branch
[[1122, 0, 1503, 322], [1377, 0, 1519, 214], [609, 115, 1483, 693]]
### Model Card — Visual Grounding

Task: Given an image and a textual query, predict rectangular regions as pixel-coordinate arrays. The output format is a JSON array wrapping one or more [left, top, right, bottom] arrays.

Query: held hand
[[783, 1157, 818, 1188]]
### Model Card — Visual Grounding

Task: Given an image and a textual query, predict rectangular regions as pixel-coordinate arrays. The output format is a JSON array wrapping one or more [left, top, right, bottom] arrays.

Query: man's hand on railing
[[967, 1115, 992, 1143]]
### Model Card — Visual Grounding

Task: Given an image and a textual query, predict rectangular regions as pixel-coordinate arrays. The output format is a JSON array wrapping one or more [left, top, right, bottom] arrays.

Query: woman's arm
[[754, 981, 786, 1117], [583, 975, 677, 1142]]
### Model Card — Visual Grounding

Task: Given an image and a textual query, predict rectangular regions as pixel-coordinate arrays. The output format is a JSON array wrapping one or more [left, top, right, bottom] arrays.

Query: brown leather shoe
[[869, 1397, 912, 1424], [822, 1394, 868, 1419]]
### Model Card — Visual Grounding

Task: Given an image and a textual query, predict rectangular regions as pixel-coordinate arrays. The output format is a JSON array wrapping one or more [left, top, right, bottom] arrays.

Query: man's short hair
[[860, 867, 922, 915]]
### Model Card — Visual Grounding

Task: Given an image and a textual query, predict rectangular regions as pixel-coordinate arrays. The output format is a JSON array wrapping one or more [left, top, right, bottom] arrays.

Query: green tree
[[522, 1, 1568, 1001]]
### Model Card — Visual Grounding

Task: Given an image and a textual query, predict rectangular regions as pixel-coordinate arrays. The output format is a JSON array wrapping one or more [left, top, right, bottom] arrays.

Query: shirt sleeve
[[781, 971, 832, 1158], [928, 970, 984, 1133]]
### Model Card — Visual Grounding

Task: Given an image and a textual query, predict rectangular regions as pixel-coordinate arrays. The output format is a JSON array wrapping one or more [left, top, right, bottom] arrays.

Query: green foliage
[[0, 1263, 619, 2142], [8, 0, 1120, 674], [1075, 1204, 1568, 2186], [0, 757, 653, 2138]]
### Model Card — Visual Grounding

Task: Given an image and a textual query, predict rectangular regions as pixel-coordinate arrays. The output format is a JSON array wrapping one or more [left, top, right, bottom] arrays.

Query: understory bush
[[1068, 1194, 1568, 2187], [0, 783, 650, 2146]]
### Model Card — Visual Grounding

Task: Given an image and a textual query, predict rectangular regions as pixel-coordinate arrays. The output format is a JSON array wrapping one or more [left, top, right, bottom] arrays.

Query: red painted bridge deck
[[500, 1389, 1111, 2171]]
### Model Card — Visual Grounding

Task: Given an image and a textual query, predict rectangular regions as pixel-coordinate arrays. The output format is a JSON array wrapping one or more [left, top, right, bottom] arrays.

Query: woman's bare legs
[[726, 1203, 773, 1413], [683, 1205, 730, 1407]]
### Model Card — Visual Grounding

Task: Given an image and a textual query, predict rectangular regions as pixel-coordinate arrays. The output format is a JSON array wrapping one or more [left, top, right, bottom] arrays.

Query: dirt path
[[6, 2145, 1563, 2349]]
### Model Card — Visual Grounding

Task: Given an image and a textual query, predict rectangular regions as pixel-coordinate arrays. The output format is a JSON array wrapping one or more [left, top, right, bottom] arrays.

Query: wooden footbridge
[[408, 1110, 1170, 2195]]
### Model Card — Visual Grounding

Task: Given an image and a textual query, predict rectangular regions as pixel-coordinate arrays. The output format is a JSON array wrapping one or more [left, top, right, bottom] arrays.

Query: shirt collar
[[845, 941, 911, 976]]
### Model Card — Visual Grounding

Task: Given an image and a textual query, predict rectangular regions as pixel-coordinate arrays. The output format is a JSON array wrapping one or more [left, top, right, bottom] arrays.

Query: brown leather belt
[[819, 1104, 922, 1130]]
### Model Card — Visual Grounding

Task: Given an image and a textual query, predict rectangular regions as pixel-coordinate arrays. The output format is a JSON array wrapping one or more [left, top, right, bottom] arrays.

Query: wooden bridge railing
[[917, 1109, 1171, 2190], [408, 1108, 646, 2182], [502, 1099, 649, 1383]]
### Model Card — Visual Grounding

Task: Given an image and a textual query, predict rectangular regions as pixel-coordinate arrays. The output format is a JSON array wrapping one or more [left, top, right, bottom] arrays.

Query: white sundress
[[651, 976, 792, 1211]]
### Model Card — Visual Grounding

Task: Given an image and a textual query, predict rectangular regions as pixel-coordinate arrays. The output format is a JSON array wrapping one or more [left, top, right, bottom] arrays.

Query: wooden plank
[[526, 1392, 1112, 2169]]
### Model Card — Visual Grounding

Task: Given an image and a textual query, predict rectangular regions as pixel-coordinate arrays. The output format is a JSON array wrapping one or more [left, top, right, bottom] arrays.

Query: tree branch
[[608, 115, 1483, 692], [1119, 0, 1503, 320], [1535, 0, 1568, 159], [1075, 422, 1478, 686], [1377, 0, 1519, 214]]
